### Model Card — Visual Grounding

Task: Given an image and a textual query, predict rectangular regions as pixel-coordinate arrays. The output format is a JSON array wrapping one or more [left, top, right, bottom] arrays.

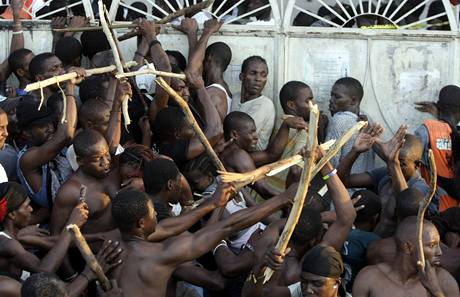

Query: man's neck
[[392, 255, 419, 284], [122, 232, 147, 243], [205, 68, 226, 87], [241, 90, 261, 104], [3, 221, 18, 238]]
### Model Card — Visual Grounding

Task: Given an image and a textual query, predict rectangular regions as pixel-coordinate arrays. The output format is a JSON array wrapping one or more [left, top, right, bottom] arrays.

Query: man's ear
[[415, 160, 422, 169], [239, 72, 243, 82], [16, 68, 25, 78], [7, 211, 15, 221], [166, 179, 174, 191], [137, 217, 145, 229], [230, 130, 239, 141], [286, 99, 295, 111], [402, 240, 415, 255]]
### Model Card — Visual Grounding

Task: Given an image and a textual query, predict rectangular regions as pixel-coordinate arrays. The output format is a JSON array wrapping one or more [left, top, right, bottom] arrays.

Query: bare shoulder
[[436, 267, 460, 295], [0, 276, 20, 297], [54, 177, 81, 206]]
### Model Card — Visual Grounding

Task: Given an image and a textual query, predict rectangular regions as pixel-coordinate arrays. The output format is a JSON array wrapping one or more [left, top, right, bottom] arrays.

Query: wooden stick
[[66, 224, 111, 291], [53, 23, 140, 32], [24, 61, 137, 92], [156, 77, 225, 171], [99, 0, 131, 129], [416, 149, 437, 271], [263, 102, 320, 283], [118, 0, 215, 41], [116, 68, 186, 80]]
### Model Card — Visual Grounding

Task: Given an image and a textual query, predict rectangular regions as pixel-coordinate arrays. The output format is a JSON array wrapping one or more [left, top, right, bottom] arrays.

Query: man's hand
[[185, 70, 205, 90], [137, 19, 158, 42], [417, 261, 444, 297], [211, 182, 236, 208], [173, 18, 198, 35], [11, 0, 25, 21], [67, 200, 90, 228], [415, 101, 438, 118], [17, 224, 50, 244], [96, 240, 123, 274], [67, 67, 87, 85], [264, 247, 289, 271], [283, 116, 308, 130], [115, 80, 133, 103], [374, 124, 407, 162], [51, 17, 67, 30], [203, 19, 224, 35], [68, 16, 89, 28], [352, 123, 384, 153]]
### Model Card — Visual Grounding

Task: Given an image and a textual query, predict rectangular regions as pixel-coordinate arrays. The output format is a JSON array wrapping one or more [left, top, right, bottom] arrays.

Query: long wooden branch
[[116, 68, 186, 80], [99, 0, 131, 129], [66, 224, 111, 291], [53, 23, 140, 32], [416, 149, 437, 271], [118, 0, 215, 41], [219, 121, 367, 190], [24, 61, 137, 92], [156, 77, 225, 171], [263, 102, 320, 283]]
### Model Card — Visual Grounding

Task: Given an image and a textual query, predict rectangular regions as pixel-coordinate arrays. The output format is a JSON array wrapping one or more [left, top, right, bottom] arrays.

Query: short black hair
[[73, 129, 106, 158], [78, 76, 107, 103], [79, 98, 110, 127], [21, 272, 67, 297], [153, 107, 187, 142], [112, 190, 150, 232], [165, 50, 187, 71], [223, 111, 254, 140], [279, 81, 310, 112], [291, 207, 322, 245], [81, 31, 111, 60], [126, 1, 148, 20], [119, 144, 158, 168], [29, 53, 56, 81], [241, 55, 267, 74], [395, 188, 425, 222], [438, 85, 460, 111], [8, 48, 33, 77], [143, 158, 180, 194], [352, 189, 382, 223], [205, 42, 232, 71], [54, 36, 82, 66], [334, 77, 364, 101]]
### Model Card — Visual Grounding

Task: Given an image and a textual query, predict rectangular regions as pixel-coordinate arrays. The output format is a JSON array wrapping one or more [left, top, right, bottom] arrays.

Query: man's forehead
[[245, 61, 268, 72]]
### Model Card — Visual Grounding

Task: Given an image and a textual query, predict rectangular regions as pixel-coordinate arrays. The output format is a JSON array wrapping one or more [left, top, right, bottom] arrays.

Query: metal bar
[[82, 0, 95, 23], [394, 0, 431, 24], [441, 0, 458, 32], [163, 0, 178, 13], [382, 0, 394, 16], [316, 0, 347, 23], [35, 1, 82, 20], [375, 0, 382, 14], [399, 11, 447, 29], [349, 0, 358, 16], [218, 0, 244, 19], [175, 0, 183, 9], [293, 5, 342, 27], [368, 0, 372, 13], [32, 0, 54, 15], [389, 0, 408, 19], [225, 3, 270, 24], [185, 0, 190, 8], [214, 0, 228, 15], [119, 2, 161, 20], [358, 0, 364, 14], [334, 0, 352, 19], [145, 0, 170, 17]]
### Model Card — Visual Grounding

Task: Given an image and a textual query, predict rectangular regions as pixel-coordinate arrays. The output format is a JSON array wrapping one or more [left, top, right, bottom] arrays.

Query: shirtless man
[[353, 216, 459, 297], [112, 182, 296, 297], [0, 182, 88, 280], [220, 111, 307, 199], [51, 129, 119, 236]]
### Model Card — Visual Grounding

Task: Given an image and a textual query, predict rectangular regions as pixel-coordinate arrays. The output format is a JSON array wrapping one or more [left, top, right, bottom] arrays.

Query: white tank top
[[207, 83, 232, 115]]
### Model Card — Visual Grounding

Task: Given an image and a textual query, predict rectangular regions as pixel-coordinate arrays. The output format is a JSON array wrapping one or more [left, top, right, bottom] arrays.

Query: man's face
[[171, 78, 190, 102], [292, 87, 314, 121], [421, 225, 442, 267], [79, 139, 112, 179], [28, 122, 55, 146], [240, 61, 268, 99], [86, 108, 111, 136], [301, 272, 339, 297], [36, 56, 65, 88], [0, 113, 9, 150], [398, 150, 419, 181], [12, 198, 33, 229], [143, 200, 158, 236], [235, 120, 258, 152], [329, 84, 354, 116]]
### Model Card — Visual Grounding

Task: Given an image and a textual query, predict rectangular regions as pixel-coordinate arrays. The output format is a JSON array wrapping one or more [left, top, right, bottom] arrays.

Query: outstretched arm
[[106, 80, 132, 155], [174, 18, 199, 63], [385, 126, 409, 194]]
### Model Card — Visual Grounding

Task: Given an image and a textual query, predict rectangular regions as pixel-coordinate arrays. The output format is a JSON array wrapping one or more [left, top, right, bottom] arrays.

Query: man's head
[[0, 182, 32, 229], [0, 108, 8, 150], [398, 134, 423, 180], [119, 144, 158, 184], [78, 75, 108, 103], [8, 48, 35, 81], [395, 188, 425, 223], [143, 158, 182, 202], [329, 77, 363, 116], [153, 107, 194, 142], [79, 98, 111, 135], [223, 111, 258, 152], [352, 190, 381, 229], [437, 85, 460, 122], [55, 37, 82, 67], [395, 216, 442, 267], [204, 42, 232, 75], [165, 50, 187, 71], [112, 190, 157, 236], [240, 56, 268, 100], [301, 245, 344, 297], [279, 81, 314, 121], [16, 96, 56, 147], [28, 53, 65, 85], [182, 154, 217, 192], [170, 64, 190, 102], [74, 129, 111, 178], [21, 272, 68, 297], [291, 208, 323, 248], [81, 31, 111, 60]]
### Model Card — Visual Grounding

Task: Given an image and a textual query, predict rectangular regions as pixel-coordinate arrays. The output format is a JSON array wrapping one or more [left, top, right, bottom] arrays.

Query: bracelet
[[12, 30, 23, 35], [64, 93, 76, 97], [135, 51, 144, 57], [149, 39, 161, 49], [212, 240, 228, 255], [322, 168, 337, 181], [64, 272, 78, 282]]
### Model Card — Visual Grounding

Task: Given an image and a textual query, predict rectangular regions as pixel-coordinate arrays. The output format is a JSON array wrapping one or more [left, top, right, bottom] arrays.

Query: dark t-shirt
[[154, 139, 190, 169]]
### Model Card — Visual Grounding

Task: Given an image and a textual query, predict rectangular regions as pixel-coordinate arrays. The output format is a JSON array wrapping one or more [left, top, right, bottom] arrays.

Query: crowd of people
[[0, 0, 459, 296]]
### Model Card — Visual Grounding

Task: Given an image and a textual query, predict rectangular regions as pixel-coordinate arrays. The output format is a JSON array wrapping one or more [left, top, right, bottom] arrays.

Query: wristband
[[64, 272, 78, 282], [322, 168, 337, 181], [134, 51, 144, 57], [149, 39, 161, 49], [12, 30, 23, 35], [212, 240, 228, 255], [64, 93, 76, 97]]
